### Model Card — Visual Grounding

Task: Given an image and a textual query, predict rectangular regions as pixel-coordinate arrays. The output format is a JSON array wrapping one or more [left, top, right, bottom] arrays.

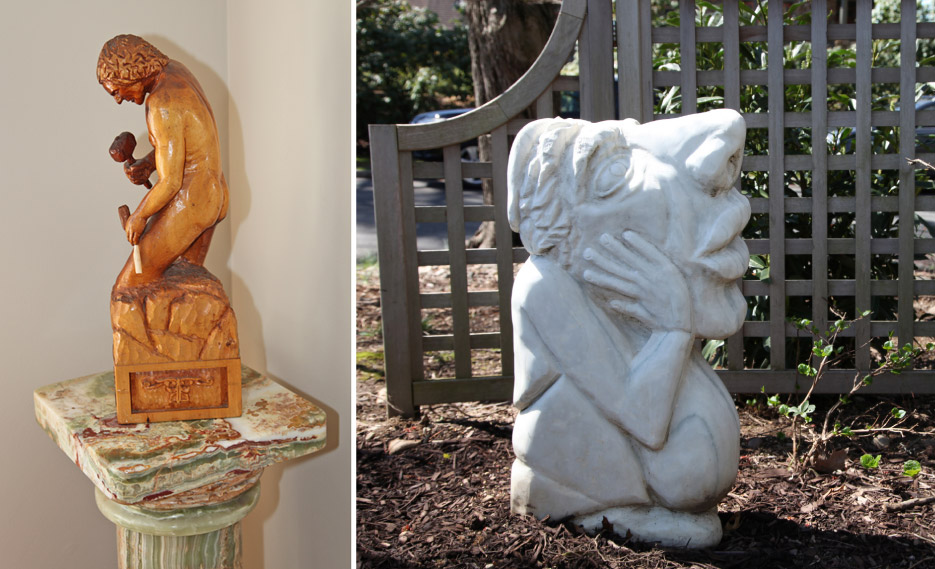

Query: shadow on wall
[[136, 34, 275, 569]]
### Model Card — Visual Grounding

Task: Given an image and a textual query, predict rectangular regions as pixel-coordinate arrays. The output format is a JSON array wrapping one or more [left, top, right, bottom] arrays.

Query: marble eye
[[594, 157, 631, 198]]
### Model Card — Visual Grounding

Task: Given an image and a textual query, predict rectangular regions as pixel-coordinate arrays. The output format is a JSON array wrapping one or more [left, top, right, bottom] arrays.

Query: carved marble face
[[569, 110, 750, 338]]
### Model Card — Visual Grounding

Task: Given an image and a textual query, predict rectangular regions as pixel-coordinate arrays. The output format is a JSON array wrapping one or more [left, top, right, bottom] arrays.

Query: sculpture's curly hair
[[97, 35, 169, 87]]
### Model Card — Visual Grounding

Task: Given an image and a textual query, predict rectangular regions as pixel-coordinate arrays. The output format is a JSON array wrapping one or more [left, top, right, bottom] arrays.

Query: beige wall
[[0, 1, 351, 567], [227, 1, 352, 568]]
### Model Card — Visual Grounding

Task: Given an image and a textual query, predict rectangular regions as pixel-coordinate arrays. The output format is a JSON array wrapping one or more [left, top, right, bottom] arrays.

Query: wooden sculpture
[[99, 34, 241, 424]]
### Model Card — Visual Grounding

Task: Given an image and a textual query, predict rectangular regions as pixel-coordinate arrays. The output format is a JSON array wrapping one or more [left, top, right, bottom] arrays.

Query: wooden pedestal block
[[115, 358, 242, 423], [111, 260, 241, 424]]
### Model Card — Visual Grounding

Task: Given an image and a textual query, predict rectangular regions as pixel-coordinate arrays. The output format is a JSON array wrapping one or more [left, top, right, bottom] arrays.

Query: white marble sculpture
[[507, 109, 750, 548]]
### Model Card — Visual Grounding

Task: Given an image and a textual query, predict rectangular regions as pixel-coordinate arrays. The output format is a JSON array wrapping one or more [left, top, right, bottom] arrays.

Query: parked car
[[409, 91, 585, 187], [410, 109, 482, 186]]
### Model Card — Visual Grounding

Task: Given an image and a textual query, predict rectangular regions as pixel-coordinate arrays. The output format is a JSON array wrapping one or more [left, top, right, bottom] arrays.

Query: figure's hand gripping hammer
[[109, 131, 152, 189], [118, 205, 142, 274]]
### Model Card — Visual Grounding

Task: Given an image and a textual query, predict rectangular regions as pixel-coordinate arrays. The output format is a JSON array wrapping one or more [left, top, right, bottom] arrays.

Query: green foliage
[[702, 339, 725, 367], [356, 0, 473, 144], [832, 422, 854, 437], [891, 407, 908, 420], [357, 253, 379, 270], [860, 453, 882, 469], [904, 459, 922, 477], [356, 351, 386, 380], [357, 350, 385, 364], [767, 393, 814, 423]]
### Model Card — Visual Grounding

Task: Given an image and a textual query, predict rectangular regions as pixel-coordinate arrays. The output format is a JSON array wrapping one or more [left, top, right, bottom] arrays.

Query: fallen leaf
[[757, 467, 793, 479], [800, 501, 821, 514], [388, 438, 421, 454], [812, 448, 848, 473]]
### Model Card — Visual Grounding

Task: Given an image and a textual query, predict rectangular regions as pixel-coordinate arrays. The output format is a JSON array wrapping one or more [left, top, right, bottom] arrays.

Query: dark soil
[[357, 264, 935, 568]]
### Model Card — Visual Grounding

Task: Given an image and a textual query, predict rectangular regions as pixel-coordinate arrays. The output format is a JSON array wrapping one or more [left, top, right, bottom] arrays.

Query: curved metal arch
[[395, 0, 587, 152]]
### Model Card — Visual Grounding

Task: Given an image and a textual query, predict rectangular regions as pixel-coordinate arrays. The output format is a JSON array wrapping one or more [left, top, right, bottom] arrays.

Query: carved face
[[101, 79, 146, 105], [569, 109, 750, 338]]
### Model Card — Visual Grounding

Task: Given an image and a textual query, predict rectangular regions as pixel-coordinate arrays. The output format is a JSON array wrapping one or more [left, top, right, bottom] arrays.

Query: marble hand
[[582, 231, 692, 333]]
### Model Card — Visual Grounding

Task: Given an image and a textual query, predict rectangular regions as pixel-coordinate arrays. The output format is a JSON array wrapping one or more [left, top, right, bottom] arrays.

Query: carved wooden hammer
[[118, 205, 142, 274], [109, 131, 152, 189]]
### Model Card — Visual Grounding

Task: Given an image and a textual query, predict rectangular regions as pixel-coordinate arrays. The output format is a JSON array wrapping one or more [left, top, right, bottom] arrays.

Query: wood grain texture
[[680, 0, 697, 115], [855, 2, 872, 370], [724, 0, 743, 370], [114, 358, 241, 424], [811, 0, 830, 356], [898, 0, 917, 350], [442, 145, 472, 378], [579, 0, 615, 121], [767, 0, 786, 369], [369, 125, 417, 417], [491, 126, 515, 378], [99, 35, 229, 290]]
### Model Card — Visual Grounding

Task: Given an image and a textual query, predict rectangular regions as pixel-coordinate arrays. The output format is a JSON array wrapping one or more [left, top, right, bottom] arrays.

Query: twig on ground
[[885, 495, 935, 512]]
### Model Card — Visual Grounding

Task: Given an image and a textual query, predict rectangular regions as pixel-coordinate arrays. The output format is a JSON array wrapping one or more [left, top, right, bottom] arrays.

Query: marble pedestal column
[[96, 484, 259, 569], [35, 366, 326, 569]]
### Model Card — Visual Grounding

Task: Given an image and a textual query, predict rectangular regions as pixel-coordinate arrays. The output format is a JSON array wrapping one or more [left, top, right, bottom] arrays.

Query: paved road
[[356, 176, 484, 260]]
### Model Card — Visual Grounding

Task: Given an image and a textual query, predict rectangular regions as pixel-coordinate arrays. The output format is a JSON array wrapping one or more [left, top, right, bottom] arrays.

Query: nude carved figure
[[507, 109, 750, 548], [98, 35, 229, 289]]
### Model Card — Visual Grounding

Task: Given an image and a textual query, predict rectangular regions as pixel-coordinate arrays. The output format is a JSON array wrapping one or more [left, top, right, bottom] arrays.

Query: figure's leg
[[114, 207, 211, 289], [180, 225, 216, 266]]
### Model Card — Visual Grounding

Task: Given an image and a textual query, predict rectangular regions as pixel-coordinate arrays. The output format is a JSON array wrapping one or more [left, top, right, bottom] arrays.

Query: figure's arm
[[574, 231, 694, 450], [125, 110, 184, 245]]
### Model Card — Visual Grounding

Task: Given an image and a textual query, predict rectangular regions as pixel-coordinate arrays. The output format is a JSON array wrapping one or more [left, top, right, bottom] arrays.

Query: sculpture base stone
[[96, 483, 260, 569], [111, 259, 242, 424], [573, 506, 722, 549]]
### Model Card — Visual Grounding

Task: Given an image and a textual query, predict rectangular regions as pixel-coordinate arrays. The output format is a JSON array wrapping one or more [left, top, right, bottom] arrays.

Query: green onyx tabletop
[[34, 366, 326, 506]]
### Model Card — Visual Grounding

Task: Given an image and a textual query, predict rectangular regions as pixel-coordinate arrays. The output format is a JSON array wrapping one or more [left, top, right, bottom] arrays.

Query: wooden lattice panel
[[371, 0, 935, 417]]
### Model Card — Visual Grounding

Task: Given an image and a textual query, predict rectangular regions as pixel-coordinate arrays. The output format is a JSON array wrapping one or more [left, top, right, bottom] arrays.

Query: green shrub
[[356, 0, 474, 146]]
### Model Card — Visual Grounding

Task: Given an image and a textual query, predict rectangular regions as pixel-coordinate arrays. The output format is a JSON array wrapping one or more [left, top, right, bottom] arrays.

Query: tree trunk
[[463, 0, 559, 248]]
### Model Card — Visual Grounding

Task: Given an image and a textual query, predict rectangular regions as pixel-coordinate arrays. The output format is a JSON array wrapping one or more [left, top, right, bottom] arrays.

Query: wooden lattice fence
[[370, 0, 935, 417]]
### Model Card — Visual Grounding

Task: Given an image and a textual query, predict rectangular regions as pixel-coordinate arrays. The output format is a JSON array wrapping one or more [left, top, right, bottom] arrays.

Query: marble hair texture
[[507, 109, 750, 548]]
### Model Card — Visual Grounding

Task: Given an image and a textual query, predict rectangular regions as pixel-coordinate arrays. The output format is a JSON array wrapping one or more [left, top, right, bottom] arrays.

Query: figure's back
[[146, 61, 223, 177]]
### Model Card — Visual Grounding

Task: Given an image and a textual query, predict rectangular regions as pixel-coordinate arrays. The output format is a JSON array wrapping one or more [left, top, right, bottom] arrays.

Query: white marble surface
[[507, 109, 750, 548]]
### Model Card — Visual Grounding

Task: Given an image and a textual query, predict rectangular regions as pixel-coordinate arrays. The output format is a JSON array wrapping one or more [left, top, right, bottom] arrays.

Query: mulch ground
[[357, 264, 935, 568]]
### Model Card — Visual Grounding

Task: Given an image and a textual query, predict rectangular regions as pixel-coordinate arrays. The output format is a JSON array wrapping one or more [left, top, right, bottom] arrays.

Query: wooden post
[[855, 2, 872, 371], [617, 0, 653, 122], [578, 0, 615, 121], [811, 0, 830, 373], [370, 125, 418, 417], [767, 0, 786, 370], [898, 0, 917, 351]]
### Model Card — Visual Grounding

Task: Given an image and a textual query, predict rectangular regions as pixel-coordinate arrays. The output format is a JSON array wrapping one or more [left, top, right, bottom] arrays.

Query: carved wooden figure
[[99, 35, 240, 423]]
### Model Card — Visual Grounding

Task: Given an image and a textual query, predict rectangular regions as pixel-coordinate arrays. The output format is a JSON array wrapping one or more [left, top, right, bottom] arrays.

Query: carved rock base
[[111, 259, 241, 423]]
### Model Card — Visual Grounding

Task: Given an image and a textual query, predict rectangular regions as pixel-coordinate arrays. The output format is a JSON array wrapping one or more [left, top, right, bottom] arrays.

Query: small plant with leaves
[[761, 309, 934, 471], [903, 459, 923, 478], [860, 453, 882, 470]]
